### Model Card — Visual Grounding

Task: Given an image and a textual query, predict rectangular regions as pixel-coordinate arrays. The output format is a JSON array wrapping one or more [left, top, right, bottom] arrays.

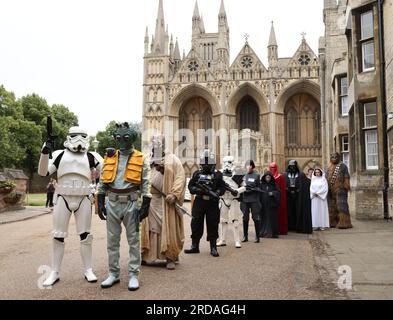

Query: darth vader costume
[[283, 160, 312, 234]]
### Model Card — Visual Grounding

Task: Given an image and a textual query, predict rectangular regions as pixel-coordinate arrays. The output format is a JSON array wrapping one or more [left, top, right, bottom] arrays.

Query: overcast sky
[[0, 0, 324, 136]]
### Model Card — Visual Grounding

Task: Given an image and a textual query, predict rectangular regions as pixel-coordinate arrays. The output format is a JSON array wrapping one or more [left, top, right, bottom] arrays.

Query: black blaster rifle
[[246, 186, 265, 194], [223, 183, 239, 197], [196, 179, 221, 201], [46, 116, 57, 159]]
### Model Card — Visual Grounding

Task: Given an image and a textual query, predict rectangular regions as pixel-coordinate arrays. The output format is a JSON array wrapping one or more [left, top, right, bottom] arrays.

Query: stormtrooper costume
[[38, 127, 103, 287], [217, 156, 246, 248]]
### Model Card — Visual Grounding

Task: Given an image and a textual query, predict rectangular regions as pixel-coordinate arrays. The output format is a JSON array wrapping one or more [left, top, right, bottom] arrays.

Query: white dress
[[310, 171, 330, 229]]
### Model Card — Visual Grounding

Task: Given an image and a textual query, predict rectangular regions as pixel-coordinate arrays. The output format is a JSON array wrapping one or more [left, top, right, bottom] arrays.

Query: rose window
[[241, 56, 253, 69], [188, 60, 199, 72], [298, 54, 311, 66]]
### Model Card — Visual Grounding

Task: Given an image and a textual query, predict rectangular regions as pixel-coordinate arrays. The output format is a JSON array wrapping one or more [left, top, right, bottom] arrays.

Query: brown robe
[[141, 153, 186, 262]]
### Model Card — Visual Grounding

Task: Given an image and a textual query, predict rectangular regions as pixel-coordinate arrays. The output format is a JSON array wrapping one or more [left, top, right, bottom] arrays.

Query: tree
[[0, 85, 23, 119], [20, 93, 51, 126], [51, 104, 79, 149], [16, 119, 44, 178], [0, 86, 80, 177], [91, 121, 142, 156], [0, 117, 25, 169]]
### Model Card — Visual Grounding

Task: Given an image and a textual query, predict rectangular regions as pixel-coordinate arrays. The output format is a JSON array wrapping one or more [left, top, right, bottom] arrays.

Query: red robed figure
[[269, 162, 288, 235]]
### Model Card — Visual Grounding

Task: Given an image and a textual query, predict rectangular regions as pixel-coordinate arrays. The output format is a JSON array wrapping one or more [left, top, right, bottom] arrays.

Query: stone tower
[[143, 0, 322, 177]]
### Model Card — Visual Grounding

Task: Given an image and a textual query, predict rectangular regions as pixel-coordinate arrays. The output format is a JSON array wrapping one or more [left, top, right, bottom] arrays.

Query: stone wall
[[29, 173, 52, 194], [0, 169, 28, 213], [353, 188, 384, 220], [385, 0, 393, 201]]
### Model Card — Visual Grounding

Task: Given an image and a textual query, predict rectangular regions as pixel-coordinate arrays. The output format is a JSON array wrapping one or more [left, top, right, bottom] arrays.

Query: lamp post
[[92, 138, 99, 153]]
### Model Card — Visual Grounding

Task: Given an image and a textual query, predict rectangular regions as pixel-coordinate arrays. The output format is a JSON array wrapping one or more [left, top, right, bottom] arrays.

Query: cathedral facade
[[143, 0, 324, 177]]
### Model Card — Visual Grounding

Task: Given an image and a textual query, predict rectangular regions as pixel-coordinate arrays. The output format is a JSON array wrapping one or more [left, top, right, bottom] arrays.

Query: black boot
[[210, 240, 219, 257], [254, 221, 260, 243], [242, 220, 249, 242], [184, 240, 200, 254]]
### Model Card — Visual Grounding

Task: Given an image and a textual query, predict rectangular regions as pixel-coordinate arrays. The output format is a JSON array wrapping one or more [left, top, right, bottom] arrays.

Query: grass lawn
[[26, 193, 47, 206]]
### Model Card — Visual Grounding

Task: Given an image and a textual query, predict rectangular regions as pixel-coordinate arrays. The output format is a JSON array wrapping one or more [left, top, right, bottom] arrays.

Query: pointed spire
[[268, 22, 278, 66], [169, 34, 174, 57], [218, 0, 229, 32], [193, 1, 200, 19], [144, 27, 149, 54], [219, 0, 226, 18], [174, 38, 181, 60], [183, 49, 186, 60], [153, 0, 166, 54], [200, 15, 205, 33], [192, 0, 201, 38], [268, 21, 277, 47], [157, 0, 164, 20]]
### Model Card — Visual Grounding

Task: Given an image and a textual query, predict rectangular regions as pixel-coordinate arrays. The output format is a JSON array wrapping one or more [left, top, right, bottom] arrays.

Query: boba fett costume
[[97, 123, 151, 291]]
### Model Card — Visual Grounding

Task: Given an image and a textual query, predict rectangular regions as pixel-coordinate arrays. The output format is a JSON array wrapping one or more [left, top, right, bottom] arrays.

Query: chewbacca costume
[[326, 162, 353, 229]]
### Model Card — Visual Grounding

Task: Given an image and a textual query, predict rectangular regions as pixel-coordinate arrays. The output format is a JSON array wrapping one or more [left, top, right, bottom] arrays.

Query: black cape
[[259, 172, 281, 238], [284, 172, 312, 234]]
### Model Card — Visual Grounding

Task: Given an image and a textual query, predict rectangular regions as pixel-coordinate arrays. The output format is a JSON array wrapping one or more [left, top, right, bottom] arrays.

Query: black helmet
[[287, 160, 299, 174], [200, 149, 216, 173]]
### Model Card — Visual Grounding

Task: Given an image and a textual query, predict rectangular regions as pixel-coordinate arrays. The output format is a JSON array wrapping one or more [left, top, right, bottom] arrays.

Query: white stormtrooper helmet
[[64, 127, 89, 153], [222, 155, 235, 173]]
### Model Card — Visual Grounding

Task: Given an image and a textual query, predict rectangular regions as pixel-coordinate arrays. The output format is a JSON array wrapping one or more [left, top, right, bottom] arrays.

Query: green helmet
[[113, 122, 138, 152]]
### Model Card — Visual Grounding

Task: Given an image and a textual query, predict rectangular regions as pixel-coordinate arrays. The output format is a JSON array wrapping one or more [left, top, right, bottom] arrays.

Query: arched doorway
[[235, 96, 260, 164], [236, 96, 260, 132], [284, 93, 321, 163], [178, 97, 213, 173]]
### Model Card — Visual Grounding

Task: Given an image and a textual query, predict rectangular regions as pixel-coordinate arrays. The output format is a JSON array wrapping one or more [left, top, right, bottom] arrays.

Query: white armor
[[38, 127, 103, 286], [217, 156, 246, 248]]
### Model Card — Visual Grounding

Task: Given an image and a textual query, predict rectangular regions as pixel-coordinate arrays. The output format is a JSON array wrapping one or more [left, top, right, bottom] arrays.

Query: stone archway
[[168, 84, 220, 170], [178, 97, 213, 165], [274, 80, 321, 170], [236, 96, 260, 132], [170, 84, 220, 116], [228, 82, 269, 114], [227, 83, 270, 169]]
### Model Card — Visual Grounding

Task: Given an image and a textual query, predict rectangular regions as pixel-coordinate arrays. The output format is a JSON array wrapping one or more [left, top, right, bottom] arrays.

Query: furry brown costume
[[326, 153, 353, 229]]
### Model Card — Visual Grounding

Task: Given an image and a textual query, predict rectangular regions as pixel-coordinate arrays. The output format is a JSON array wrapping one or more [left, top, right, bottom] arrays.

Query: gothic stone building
[[321, 0, 393, 219], [143, 0, 323, 177]]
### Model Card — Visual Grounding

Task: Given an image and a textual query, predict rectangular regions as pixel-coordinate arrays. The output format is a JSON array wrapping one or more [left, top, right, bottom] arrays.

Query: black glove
[[138, 196, 151, 222], [97, 193, 107, 221], [190, 186, 204, 196], [41, 139, 53, 155]]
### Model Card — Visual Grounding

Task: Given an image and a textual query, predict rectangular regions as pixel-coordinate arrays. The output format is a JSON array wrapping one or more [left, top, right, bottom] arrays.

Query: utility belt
[[196, 195, 218, 202], [108, 187, 140, 203]]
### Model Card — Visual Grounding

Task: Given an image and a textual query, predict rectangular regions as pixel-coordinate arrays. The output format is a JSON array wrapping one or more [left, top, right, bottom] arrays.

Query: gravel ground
[[0, 208, 346, 300]]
